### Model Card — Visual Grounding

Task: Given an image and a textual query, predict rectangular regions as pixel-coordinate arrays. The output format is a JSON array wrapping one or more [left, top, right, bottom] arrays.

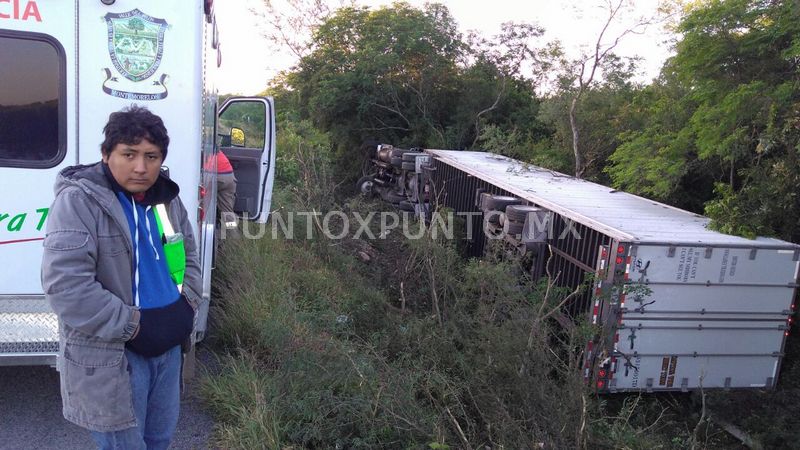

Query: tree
[[464, 22, 557, 148], [256, 0, 354, 59], [538, 54, 640, 183], [557, 0, 659, 178], [609, 0, 800, 240], [276, 3, 552, 178], [128, 18, 144, 35]]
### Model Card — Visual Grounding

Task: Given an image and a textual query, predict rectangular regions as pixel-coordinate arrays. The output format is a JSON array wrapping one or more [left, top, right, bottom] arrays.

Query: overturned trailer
[[363, 147, 800, 393]]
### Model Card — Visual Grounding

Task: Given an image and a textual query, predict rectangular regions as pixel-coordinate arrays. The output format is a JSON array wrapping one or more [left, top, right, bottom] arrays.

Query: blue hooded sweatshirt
[[102, 163, 193, 357]]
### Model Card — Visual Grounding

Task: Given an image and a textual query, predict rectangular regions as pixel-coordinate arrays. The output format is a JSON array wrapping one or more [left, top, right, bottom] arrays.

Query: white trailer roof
[[428, 150, 798, 248]]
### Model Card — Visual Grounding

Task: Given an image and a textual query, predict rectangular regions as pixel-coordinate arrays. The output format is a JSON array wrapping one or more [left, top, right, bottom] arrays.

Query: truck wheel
[[357, 176, 377, 197], [506, 204, 541, 223], [482, 195, 522, 212], [477, 192, 493, 210], [505, 221, 524, 235], [390, 156, 403, 167]]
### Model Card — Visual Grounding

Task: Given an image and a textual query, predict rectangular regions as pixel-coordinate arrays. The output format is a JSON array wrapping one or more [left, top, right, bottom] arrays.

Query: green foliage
[[274, 119, 332, 188], [276, 3, 547, 180], [606, 77, 713, 212], [218, 101, 267, 148], [537, 77, 640, 183], [289, 3, 464, 174], [609, 0, 800, 236], [205, 189, 640, 447]]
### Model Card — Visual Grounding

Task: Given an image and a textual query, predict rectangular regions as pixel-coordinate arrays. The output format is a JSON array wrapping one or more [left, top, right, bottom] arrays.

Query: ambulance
[[0, 0, 276, 365]]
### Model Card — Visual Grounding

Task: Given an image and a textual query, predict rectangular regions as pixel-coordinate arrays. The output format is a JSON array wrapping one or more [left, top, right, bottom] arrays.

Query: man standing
[[41, 106, 201, 450], [204, 150, 238, 230]]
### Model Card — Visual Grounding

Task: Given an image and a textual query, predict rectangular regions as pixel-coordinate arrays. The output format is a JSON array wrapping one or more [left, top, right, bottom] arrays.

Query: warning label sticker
[[675, 248, 700, 283], [659, 356, 679, 387]]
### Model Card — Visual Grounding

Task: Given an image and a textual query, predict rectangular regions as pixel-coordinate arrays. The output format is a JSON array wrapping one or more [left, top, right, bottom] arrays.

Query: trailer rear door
[[610, 244, 798, 391]]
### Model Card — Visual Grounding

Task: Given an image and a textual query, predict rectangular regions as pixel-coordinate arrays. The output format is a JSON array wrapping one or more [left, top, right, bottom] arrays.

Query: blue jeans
[[91, 346, 182, 450]]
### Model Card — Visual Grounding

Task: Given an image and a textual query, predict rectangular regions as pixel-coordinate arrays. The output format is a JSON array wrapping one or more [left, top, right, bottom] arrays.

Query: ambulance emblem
[[102, 9, 169, 101]]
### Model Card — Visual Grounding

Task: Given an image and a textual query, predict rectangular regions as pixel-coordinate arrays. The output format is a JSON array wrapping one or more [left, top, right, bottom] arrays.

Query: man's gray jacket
[[41, 162, 202, 432]]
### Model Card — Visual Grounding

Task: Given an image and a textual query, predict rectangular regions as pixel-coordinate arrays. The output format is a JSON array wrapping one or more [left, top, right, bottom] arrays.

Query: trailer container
[[417, 149, 800, 392]]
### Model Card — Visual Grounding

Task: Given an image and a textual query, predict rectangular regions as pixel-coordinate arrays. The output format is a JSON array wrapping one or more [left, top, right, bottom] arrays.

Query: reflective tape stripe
[[155, 204, 176, 237]]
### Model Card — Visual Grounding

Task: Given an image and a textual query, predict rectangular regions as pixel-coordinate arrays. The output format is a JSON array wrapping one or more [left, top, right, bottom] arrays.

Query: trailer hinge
[[793, 249, 799, 261], [667, 246, 676, 257], [645, 378, 654, 393], [724, 377, 732, 390], [749, 248, 758, 260], [705, 247, 713, 259], [680, 378, 689, 393], [766, 377, 774, 388]]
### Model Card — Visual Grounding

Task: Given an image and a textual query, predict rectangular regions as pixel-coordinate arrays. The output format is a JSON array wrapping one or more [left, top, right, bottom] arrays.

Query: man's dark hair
[[101, 105, 170, 160]]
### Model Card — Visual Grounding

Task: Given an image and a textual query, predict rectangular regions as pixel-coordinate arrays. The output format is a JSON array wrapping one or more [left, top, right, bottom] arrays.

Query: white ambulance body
[[0, 0, 276, 365]]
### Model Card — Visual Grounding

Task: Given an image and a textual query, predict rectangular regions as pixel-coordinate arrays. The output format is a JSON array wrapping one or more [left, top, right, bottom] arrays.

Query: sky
[[214, 0, 676, 95]]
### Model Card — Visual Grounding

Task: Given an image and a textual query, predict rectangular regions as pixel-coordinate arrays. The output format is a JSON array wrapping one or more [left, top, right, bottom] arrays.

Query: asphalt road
[[0, 357, 215, 450]]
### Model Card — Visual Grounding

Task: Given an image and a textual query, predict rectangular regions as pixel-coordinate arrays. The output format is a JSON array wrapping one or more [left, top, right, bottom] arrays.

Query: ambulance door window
[[217, 99, 268, 218], [0, 31, 66, 168]]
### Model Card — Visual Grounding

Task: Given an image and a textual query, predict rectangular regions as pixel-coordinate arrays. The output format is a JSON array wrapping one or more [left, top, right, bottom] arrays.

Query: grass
[[199, 194, 757, 449]]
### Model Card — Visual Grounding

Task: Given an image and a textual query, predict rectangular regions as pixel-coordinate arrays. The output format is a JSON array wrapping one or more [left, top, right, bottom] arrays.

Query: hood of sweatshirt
[[54, 161, 180, 207]]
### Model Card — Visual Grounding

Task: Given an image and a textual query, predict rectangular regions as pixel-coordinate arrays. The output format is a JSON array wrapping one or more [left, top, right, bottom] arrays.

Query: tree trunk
[[569, 96, 583, 178]]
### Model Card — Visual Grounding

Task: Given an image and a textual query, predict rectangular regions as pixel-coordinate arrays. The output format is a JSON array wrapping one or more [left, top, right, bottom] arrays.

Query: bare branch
[[471, 78, 507, 148], [371, 102, 412, 129], [567, 0, 659, 178], [256, 0, 355, 59]]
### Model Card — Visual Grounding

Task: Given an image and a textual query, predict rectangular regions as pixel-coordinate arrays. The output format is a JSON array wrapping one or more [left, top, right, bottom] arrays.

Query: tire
[[401, 161, 416, 171], [475, 189, 487, 208], [390, 156, 402, 167], [506, 204, 541, 223], [505, 221, 524, 235], [401, 152, 425, 162], [482, 195, 521, 212], [356, 175, 377, 196], [477, 192, 492, 210]]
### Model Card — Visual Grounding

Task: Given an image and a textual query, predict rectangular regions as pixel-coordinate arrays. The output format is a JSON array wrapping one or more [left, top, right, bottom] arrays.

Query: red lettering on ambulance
[[21, 0, 39, 21], [0, 0, 41, 22], [0, 0, 9, 20]]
